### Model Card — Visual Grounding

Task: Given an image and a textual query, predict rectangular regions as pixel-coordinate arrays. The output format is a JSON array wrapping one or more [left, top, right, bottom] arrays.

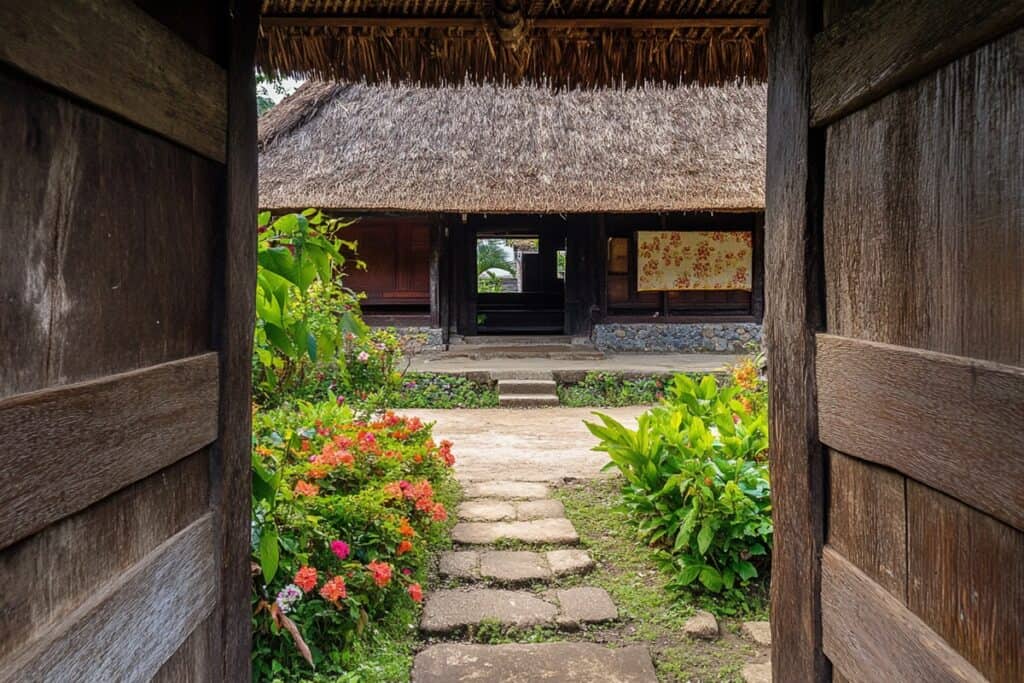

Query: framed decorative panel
[[637, 231, 752, 291]]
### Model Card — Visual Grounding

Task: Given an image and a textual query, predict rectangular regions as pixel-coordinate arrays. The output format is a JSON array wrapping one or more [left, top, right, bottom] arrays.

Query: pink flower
[[330, 540, 350, 560], [357, 351, 370, 362], [336, 395, 346, 406]]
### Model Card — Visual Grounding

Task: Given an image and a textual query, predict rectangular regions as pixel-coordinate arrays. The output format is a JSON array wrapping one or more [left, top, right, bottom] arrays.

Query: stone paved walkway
[[412, 479, 659, 682]]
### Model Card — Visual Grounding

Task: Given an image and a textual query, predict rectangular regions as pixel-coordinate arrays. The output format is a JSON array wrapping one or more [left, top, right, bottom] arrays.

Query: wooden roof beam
[[260, 16, 769, 30]]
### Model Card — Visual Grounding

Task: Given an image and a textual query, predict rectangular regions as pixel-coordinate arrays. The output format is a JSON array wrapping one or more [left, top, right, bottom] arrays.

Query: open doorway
[[474, 231, 565, 335]]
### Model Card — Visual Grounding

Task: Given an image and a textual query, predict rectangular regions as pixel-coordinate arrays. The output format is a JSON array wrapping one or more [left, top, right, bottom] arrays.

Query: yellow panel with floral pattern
[[637, 231, 752, 291]]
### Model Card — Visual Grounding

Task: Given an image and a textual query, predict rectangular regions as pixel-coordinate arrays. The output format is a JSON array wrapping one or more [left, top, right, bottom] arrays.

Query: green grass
[[554, 478, 769, 682]]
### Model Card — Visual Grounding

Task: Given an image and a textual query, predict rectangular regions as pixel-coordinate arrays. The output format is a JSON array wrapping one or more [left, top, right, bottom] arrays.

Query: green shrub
[[389, 373, 499, 409], [557, 371, 671, 407], [585, 374, 770, 601], [254, 210, 368, 404], [251, 404, 457, 680]]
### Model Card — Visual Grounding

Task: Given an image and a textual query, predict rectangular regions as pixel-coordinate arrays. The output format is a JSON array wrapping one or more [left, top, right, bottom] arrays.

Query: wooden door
[[0, 1, 255, 680], [767, 1, 1023, 681]]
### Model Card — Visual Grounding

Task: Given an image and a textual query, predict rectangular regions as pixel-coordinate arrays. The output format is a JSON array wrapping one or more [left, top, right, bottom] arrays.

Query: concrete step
[[419, 587, 617, 635], [499, 394, 561, 408], [497, 378, 558, 396], [413, 642, 658, 682], [440, 549, 595, 583], [452, 518, 579, 545], [458, 498, 565, 522]]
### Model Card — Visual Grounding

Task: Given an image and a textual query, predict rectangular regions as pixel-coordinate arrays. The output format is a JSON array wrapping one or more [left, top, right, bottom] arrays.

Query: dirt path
[[403, 406, 650, 482]]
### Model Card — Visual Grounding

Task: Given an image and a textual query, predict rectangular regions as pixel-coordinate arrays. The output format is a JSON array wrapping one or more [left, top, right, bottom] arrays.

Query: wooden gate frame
[[767, 1, 1024, 681]]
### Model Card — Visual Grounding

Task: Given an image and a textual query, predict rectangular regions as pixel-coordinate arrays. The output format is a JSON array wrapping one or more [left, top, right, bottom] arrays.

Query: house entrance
[[473, 228, 566, 335]]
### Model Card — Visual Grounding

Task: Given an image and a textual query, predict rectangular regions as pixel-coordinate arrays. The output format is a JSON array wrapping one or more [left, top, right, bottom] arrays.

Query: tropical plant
[[254, 210, 367, 401], [476, 239, 515, 277], [586, 374, 771, 600]]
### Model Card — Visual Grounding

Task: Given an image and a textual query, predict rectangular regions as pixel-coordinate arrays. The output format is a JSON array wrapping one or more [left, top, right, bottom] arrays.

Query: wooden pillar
[[214, 1, 257, 678], [765, 0, 829, 680]]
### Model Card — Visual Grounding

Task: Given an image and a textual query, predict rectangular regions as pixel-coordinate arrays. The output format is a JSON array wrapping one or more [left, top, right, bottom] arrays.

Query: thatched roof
[[258, 80, 766, 214], [258, 1, 769, 89]]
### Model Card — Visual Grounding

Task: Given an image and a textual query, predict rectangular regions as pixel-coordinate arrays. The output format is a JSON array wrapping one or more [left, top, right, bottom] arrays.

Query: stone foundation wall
[[593, 322, 762, 353], [391, 326, 446, 352]]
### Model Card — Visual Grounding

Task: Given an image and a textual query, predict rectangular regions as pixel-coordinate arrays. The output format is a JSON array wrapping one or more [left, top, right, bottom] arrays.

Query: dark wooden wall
[[767, 1, 1023, 680], [343, 217, 433, 315], [0, 1, 255, 679]]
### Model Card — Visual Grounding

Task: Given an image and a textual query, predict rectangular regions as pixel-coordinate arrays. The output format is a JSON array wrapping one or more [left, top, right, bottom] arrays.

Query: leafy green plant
[[254, 209, 367, 402], [585, 374, 770, 600]]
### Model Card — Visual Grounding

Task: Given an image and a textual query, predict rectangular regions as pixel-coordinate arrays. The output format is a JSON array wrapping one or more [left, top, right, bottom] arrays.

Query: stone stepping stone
[[439, 549, 595, 583], [683, 610, 720, 640], [452, 518, 579, 545], [741, 620, 772, 646], [420, 587, 617, 634], [413, 642, 658, 682], [742, 662, 772, 683], [462, 481, 550, 500], [458, 498, 565, 522]]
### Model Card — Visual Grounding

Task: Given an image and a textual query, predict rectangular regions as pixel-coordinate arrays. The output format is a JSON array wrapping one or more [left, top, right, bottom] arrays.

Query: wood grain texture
[[0, 451, 209, 661], [817, 334, 1024, 531], [907, 482, 1024, 682], [821, 547, 987, 683], [764, 1, 828, 680], [153, 615, 214, 683], [826, 450, 906, 597], [1, 514, 216, 682], [210, 2, 258, 678], [0, 67, 218, 398], [0, 354, 219, 549], [822, 29, 1024, 367], [0, 0, 227, 161], [811, 0, 1024, 125]]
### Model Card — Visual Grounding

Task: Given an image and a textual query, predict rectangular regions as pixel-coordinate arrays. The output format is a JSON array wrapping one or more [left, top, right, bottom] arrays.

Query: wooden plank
[[822, 28, 1024, 368], [211, 1, 258, 679], [0, 68, 218, 397], [810, 0, 1024, 125], [907, 482, 1024, 682], [1, 515, 216, 682], [153, 616, 214, 683], [821, 546, 987, 682], [0, 0, 227, 162], [261, 16, 769, 30], [764, 1, 829, 680], [826, 450, 906, 598], [0, 353, 219, 549], [0, 451, 209, 661], [817, 334, 1024, 532]]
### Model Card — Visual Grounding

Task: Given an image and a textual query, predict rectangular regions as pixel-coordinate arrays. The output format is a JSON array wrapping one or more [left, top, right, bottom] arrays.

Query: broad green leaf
[[259, 526, 279, 583]]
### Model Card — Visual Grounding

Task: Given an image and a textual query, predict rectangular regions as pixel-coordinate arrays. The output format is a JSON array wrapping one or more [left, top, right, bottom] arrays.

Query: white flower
[[275, 584, 302, 613], [357, 351, 370, 362]]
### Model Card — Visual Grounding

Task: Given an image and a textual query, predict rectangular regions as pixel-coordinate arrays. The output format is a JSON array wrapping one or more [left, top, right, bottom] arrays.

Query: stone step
[[413, 642, 658, 682], [458, 498, 565, 522], [420, 587, 617, 634], [499, 394, 561, 408], [462, 481, 551, 500], [497, 378, 558, 396], [490, 369, 555, 381], [439, 549, 595, 583], [453, 518, 579, 545]]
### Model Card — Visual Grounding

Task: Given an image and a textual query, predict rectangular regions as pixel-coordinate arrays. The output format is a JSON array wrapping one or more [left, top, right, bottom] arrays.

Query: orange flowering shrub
[[251, 402, 457, 678]]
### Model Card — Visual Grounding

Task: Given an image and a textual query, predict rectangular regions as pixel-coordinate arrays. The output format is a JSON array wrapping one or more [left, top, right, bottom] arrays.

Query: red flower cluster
[[367, 560, 392, 587], [294, 566, 318, 593], [384, 479, 449, 522], [320, 575, 347, 602], [437, 440, 456, 467]]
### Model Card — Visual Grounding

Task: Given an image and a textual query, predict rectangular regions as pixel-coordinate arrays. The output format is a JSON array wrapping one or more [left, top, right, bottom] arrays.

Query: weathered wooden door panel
[[769, 2, 1023, 681], [0, 0, 255, 680]]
